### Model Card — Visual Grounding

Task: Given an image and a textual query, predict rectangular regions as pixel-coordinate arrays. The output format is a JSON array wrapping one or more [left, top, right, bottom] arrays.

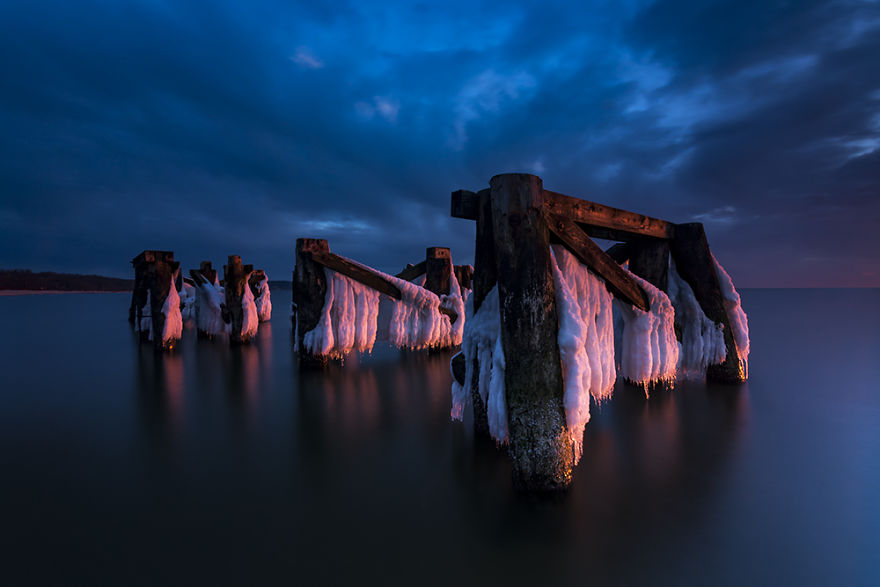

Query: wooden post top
[[296, 238, 330, 254], [426, 247, 451, 259], [131, 250, 175, 266]]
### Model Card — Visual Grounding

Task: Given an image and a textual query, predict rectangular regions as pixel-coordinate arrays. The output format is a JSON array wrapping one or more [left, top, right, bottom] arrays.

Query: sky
[[1, 0, 878, 287]]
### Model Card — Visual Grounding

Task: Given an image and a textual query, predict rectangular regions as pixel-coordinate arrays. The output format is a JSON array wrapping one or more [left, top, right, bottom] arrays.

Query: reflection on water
[[1, 289, 878, 585]]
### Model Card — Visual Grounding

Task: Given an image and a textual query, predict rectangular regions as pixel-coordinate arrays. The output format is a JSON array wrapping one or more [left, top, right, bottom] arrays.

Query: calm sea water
[[0, 289, 878, 585]]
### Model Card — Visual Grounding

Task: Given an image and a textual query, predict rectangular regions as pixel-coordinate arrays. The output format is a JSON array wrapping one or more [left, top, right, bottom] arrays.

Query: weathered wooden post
[[197, 261, 217, 284], [423, 247, 452, 296], [224, 255, 254, 345], [292, 238, 330, 367], [670, 223, 745, 382], [491, 173, 574, 491], [129, 250, 180, 349]]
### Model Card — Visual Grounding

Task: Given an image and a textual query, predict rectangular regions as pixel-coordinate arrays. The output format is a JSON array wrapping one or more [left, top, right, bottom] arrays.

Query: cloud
[[290, 47, 323, 69]]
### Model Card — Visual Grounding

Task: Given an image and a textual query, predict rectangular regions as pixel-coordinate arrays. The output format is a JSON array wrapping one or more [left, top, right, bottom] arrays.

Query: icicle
[[194, 274, 227, 337], [668, 259, 727, 378], [138, 290, 152, 338], [439, 267, 466, 347], [549, 244, 616, 463], [302, 268, 381, 358], [180, 282, 196, 326], [160, 275, 183, 347], [240, 279, 259, 342], [452, 286, 507, 445], [616, 270, 679, 392], [254, 274, 272, 322], [712, 254, 750, 377]]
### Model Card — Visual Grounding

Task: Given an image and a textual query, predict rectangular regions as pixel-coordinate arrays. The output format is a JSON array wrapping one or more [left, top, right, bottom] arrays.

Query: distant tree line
[[0, 269, 134, 291]]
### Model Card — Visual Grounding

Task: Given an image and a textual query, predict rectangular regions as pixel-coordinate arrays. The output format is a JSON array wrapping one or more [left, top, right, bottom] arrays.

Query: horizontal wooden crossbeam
[[546, 212, 650, 312], [395, 261, 426, 281], [452, 187, 675, 241], [310, 250, 458, 321], [310, 250, 402, 300]]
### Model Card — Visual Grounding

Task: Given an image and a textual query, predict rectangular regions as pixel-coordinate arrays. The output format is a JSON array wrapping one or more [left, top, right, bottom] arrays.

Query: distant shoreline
[[0, 290, 131, 296]]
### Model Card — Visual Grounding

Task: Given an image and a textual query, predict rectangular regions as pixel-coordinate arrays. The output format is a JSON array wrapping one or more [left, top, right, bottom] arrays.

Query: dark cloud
[[0, 0, 877, 285]]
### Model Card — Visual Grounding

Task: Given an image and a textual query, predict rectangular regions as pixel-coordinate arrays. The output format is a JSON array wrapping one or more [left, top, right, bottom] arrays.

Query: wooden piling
[[491, 173, 573, 491], [469, 188, 494, 437], [629, 239, 670, 292], [292, 238, 330, 367], [670, 223, 745, 382], [224, 255, 254, 345], [129, 250, 179, 349], [424, 247, 452, 297]]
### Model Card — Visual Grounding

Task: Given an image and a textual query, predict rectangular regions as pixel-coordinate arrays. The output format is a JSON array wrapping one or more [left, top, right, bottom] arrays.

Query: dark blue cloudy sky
[[1, 0, 878, 286]]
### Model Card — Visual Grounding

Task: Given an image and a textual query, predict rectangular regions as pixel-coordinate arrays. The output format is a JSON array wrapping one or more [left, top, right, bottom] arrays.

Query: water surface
[[0, 289, 877, 585]]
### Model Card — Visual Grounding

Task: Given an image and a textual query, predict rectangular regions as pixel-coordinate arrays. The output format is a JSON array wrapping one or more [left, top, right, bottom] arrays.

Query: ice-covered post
[[491, 173, 574, 491], [197, 261, 217, 284], [129, 250, 180, 349], [670, 223, 745, 382], [423, 247, 452, 297], [224, 255, 254, 345], [292, 238, 330, 367]]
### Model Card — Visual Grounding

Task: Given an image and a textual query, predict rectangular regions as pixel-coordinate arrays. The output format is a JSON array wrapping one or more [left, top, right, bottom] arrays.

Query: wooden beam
[[395, 261, 426, 281], [543, 189, 674, 239], [546, 212, 650, 312], [310, 250, 402, 300], [605, 242, 630, 264], [451, 189, 479, 220], [424, 247, 452, 297], [491, 173, 573, 491]]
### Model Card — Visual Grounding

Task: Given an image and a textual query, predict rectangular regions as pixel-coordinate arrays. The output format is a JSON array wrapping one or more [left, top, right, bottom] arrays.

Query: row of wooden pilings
[[129, 252, 268, 347]]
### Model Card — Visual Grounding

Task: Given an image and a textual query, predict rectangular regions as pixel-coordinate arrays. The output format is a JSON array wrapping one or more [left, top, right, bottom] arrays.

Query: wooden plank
[[310, 251, 402, 300], [395, 261, 426, 281], [669, 223, 744, 382], [546, 212, 650, 312], [451, 189, 479, 220], [543, 189, 674, 239], [491, 173, 573, 491]]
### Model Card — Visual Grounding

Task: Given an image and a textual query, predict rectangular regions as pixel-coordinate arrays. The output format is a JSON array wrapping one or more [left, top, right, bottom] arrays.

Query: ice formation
[[667, 260, 727, 378], [253, 275, 272, 322], [615, 270, 679, 391], [549, 245, 616, 460], [301, 255, 467, 358], [159, 276, 183, 346], [240, 279, 259, 342], [301, 269, 380, 358], [193, 274, 227, 337], [180, 282, 196, 326], [136, 277, 182, 347], [451, 286, 508, 444], [712, 254, 750, 376]]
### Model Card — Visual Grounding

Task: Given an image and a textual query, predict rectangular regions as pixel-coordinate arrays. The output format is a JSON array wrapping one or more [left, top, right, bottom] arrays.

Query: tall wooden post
[[491, 173, 573, 491], [423, 247, 452, 296], [130, 250, 178, 348], [292, 238, 330, 367], [470, 188, 494, 437], [670, 223, 744, 382], [224, 255, 254, 345]]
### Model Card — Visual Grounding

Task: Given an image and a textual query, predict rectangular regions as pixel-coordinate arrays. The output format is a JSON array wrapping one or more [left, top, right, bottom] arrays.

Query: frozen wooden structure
[[451, 173, 746, 491], [292, 239, 463, 366], [395, 247, 473, 296], [129, 250, 181, 350], [223, 255, 256, 344]]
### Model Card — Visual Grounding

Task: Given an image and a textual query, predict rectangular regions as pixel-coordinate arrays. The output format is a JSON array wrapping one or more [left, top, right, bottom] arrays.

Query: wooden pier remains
[[292, 239, 464, 365], [224, 255, 255, 344], [451, 173, 746, 491], [129, 250, 180, 349]]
